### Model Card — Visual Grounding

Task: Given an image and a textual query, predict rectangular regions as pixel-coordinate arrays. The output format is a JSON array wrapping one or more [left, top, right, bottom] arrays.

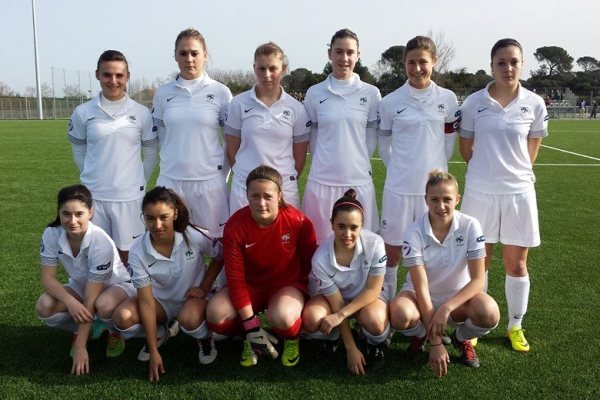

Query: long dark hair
[[47, 184, 93, 227]]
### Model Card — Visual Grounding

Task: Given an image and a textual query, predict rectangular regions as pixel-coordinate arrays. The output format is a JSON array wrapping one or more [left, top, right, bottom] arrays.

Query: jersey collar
[[142, 230, 185, 261], [326, 231, 365, 269], [325, 72, 362, 95], [421, 211, 461, 245], [58, 221, 95, 258]]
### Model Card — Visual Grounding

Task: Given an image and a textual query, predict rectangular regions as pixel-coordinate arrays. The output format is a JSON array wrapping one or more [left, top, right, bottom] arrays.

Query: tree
[[374, 45, 406, 90], [426, 29, 456, 73], [533, 46, 574, 75], [281, 67, 321, 92], [24, 82, 53, 98], [63, 84, 86, 98], [0, 81, 15, 96], [209, 69, 254, 94], [576, 56, 599, 72]]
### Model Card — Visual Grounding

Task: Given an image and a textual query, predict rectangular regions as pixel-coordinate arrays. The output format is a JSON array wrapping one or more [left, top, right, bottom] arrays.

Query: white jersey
[[304, 73, 381, 186], [459, 82, 548, 194], [223, 86, 310, 185], [40, 222, 130, 287], [68, 94, 157, 201], [309, 229, 386, 301], [379, 81, 459, 195], [401, 211, 486, 304], [129, 227, 222, 303], [152, 74, 232, 181]]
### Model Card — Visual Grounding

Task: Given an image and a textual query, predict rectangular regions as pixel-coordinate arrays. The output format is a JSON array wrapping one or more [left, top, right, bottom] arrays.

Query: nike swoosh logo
[[477, 107, 488, 113], [244, 107, 254, 113], [397, 108, 407, 114], [219, 222, 226, 227], [319, 98, 329, 104], [286, 354, 300, 363], [132, 234, 142, 239], [424, 245, 431, 250], [167, 96, 176, 102], [245, 243, 256, 248], [147, 261, 157, 268]]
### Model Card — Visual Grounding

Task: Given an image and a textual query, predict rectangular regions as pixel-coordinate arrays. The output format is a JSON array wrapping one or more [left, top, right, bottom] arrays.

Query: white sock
[[456, 318, 497, 342], [483, 270, 489, 293], [505, 275, 530, 330], [399, 320, 426, 339], [117, 323, 145, 339], [39, 312, 78, 333], [180, 321, 210, 340], [384, 266, 399, 302], [361, 323, 391, 346]]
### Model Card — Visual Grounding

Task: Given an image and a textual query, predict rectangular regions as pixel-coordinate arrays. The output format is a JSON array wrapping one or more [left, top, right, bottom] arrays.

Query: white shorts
[[157, 174, 230, 237], [380, 190, 427, 246], [461, 188, 540, 247], [92, 198, 145, 251], [302, 180, 379, 245], [229, 175, 300, 216], [67, 279, 136, 299]]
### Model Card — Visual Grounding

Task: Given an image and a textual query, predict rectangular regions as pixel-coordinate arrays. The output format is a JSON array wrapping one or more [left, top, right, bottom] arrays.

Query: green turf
[[1, 119, 599, 399]]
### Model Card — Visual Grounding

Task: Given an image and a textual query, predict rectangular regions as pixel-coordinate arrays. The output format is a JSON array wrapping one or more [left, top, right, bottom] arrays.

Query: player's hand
[[427, 305, 450, 340], [185, 287, 206, 299], [428, 343, 450, 378], [346, 346, 366, 376], [246, 328, 279, 359], [66, 299, 93, 324], [320, 312, 344, 334], [149, 351, 165, 382], [70, 346, 89, 376]]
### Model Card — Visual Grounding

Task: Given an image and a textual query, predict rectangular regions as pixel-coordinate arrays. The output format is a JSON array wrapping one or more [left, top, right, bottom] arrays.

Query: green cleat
[[281, 339, 300, 367], [240, 339, 258, 367], [91, 319, 109, 340], [507, 326, 530, 352], [106, 332, 125, 358]]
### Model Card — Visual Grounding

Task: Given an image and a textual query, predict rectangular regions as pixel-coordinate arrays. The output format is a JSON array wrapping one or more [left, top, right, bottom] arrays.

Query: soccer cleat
[[507, 326, 530, 352], [450, 330, 480, 368], [138, 327, 170, 362], [281, 339, 300, 367], [106, 331, 125, 358], [168, 320, 180, 337], [198, 335, 218, 365], [471, 337, 478, 347], [91, 319, 109, 340], [407, 335, 427, 354], [366, 343, 385, 370], [240, 339, 258, 367], [317, 338, 340, 358]]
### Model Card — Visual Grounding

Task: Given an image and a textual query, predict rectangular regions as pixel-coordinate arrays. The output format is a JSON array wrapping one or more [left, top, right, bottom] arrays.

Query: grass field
[[1, 119, 599, 399]]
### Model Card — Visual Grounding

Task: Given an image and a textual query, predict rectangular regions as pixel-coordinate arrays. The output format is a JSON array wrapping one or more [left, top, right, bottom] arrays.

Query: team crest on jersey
[[305, 121, 312, 128], [476, 235, 486, 243], [360, 97, 367, 106], [95, 261, 111, 271], [520, 106, 529, 114], [437, 104, 446, 112], [378, 255, 388, 264], [402, 241, 411, 256], [128, 115, 137, 124], [68, 119, 73, 132], [281, 233, 291, 244], [185, 248, 195, 261], [455, 235, 464, 246], [206, 93, 215, 101], [282, 110, 291, 119], [381, 219, 387, 229], [152, 125, 158, 132]]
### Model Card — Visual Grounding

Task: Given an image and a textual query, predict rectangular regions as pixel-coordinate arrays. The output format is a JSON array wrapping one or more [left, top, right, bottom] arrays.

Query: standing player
[[206, 165, 317, 367], [302, 28, 381, 244], [36, 184, 135, 375], [303, 189, 389, 375], [224, 42, 310, 214], [378, 36, 460, 303], [152, 28, 232, 236], [69, 50, 158, 264], [112, 186, 224, 382], [389, 171, 500, 377], [459, 38, 548, 352]]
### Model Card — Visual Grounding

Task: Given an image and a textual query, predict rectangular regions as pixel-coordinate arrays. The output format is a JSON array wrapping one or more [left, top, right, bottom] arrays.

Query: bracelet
[[242, 315, 260, 331]]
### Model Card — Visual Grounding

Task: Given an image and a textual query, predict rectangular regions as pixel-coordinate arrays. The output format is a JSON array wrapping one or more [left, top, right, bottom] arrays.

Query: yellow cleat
[[507, 326, 530, 352], [471, 337, 478, 347]]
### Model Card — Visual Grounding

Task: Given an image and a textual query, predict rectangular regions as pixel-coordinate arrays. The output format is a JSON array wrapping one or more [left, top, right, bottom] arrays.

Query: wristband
[[242, 315, 260, 332]]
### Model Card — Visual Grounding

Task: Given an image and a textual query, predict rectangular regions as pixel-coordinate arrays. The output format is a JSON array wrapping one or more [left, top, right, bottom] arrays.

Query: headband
[[333, 201, 364, 215]]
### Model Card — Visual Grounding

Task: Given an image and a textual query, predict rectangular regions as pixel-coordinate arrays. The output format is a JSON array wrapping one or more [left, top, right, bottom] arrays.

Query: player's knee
[[390, 301, 417, 330], [112, 306, 134, 330], [360, 313, 387, 336], [301, 309, 321, 333], [94, 297, 116, 320], [178, 307, 203, 331], [35, 294, 55, 318]]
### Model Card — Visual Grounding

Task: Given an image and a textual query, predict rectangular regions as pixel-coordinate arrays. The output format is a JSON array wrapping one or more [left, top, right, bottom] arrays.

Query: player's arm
[[40, 266, 93, 323], [527, 137, 543, 165], [459, 137, 473, 163], [323, 290, 366, 375], [187, 257, 224, 299], [71, 281, 103, 375], [292, 141, 309, 177], [137, 285, 164, 382], [224, 134, 240, 168], [141, 110, 159, 182]]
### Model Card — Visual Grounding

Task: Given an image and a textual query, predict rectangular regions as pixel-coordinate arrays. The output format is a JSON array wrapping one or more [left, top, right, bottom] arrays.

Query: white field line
[[540, 144, 600, 162]]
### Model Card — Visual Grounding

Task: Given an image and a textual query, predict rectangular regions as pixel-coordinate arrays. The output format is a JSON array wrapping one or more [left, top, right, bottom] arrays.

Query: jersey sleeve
[[401, 222, 425, 268], [292, 102, 311, 144], [195, 227, 224, 261], [310, 253, 339, 296], [377, 97, 393, 137], [219, 86, 233, 127], [87, 233, 118, 283], [67, 106, 87, 144], [458, 94, 475, 139], [40, 228, 59, 267], [367, 234, 387, 276], [297, 213, 318, 280], [366, 89, 382, 157], [223, 220, 252, 310], [444, 91, 460, 160], [529, 96, 549, 138], [223, 96, 242, 137], [151, 87, 166, 146], [129, 245, 151, 289], [466, 216, 487, 261]]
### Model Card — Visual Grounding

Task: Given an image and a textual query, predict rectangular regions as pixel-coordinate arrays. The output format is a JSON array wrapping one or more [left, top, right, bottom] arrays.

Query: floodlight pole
[[31, 0, 43, 119]]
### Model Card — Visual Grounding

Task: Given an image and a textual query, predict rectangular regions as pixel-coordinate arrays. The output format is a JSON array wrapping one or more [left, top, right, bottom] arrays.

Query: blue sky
[[2, 0, 599, 94]]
